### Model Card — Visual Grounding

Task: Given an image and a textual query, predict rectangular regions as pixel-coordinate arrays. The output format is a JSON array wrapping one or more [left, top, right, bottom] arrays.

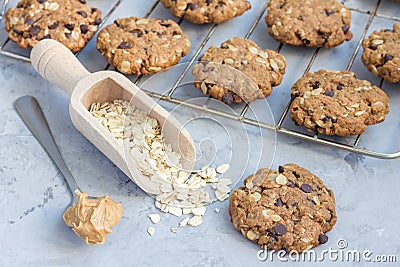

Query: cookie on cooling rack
[[4, 0, 102, 52], [229, 163, 336, 252], [265, 0, 352, 48], [362, 23, 400, 84], [290, 70, 389, 136], [159, 0, 251, 24], [96, 17, 190, 75], [192, 37, 286, 104]]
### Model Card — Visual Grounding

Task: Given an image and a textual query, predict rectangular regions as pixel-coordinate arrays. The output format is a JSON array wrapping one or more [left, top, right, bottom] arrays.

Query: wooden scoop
[[30, 39, 196, 195]]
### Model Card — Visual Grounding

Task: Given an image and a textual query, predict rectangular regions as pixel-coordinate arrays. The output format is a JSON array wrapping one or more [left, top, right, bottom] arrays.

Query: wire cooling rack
[[1, 0, 400, 159]]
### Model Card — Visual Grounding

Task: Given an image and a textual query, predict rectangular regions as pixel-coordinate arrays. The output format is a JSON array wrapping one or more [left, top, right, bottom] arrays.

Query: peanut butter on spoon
[[63, 190, 123, 245], [15, 96, 123, 245]]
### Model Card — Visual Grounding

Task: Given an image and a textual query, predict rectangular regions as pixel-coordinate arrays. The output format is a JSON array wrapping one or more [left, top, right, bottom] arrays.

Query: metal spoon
[[15, 95, 80, 204]]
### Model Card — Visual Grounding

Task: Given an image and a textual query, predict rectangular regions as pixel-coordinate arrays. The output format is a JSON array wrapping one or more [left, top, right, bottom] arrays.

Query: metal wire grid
[[1, 0, 400, 159]]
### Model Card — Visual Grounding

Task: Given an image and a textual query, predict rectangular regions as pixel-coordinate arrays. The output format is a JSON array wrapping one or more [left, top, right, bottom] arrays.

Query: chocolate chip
[[312, 81, 321, 89], [275, 198, 283, 207], [278, 166, 284, 173], [280, 1, 287, 8], [130, 29, 143, 37], [369, 45, 378, 50], [160, 22, 171, 27], [65, 32, 71, 38], [30, 26, 41, 35], [384, 29, 393, 32], [13, 29, 23, 36], [301, 183, 312, 193], [303, 39, 310, 45], [94, 18, 102, 25], [322, 116, 331, 123], [324, 90, 334, 97], [91, 8, 97, 12], [25, 19, 34, 26], [291, 92, 300, 100], [48, 21, 59, 29], [114, 20, 120, 27], [222, 93, 234, 105], [384, 54, 393, 63], [336, 84, 343, 90], [189, 3, 198, 10], [342, 25, 350, 34], [80, 24, 89, 34], [297, 15, 303, 20], [274, 224, 287, 236], [64, 24, 75, 31], [37, 0, 46, 3], [79, 0, 87, 3], [326, 10, 335, 16], [293, 171, 300, 179], [78, 11, 87, 18], [318, 234, 329, 244], [118, 42, 131, 49], [172, 31, 179, 36], [287, 180, 295, 188], [40, 34, 51, 40]]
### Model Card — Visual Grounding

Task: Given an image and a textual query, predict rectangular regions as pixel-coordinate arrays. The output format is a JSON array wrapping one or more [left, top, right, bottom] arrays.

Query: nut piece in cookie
[[362, 23, 400, 84], [4, 0, 102, 52], [96, 17, 190, 75], [265, 0, 352, 48], [192, 38, 286, 104], [290, 70, 389, 136], [229, 164, 336, 252], [159, 0, 251, 24]]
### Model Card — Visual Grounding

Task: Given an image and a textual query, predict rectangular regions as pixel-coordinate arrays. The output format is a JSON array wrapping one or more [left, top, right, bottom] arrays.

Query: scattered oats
[[192, 206, 206, 216], [216, 164, 230, 174], [215, 190, 229, 201], [171, 227, 178, 233], [301, 237, 312, 243], [168, 206, 183, 217], [187, 215, 203, 227], [217, 184, 231, 194], [147, 227, 155, 236], [215, 208, 220, 213], [218, 178, 232, 186], [149, 214, 161, 224], [179, 217, 190, 227]]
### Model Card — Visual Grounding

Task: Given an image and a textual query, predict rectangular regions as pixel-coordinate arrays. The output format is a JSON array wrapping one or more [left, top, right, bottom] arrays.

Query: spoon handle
[[15, 96, 80, 201]]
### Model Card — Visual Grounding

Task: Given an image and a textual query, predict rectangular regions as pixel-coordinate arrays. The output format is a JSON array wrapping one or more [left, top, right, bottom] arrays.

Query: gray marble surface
[[0, 0, 400, 266]]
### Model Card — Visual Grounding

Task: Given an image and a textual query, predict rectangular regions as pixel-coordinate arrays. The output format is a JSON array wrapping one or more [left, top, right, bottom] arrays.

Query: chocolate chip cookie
[[192, 38, 286, 104], [97, 17, 190, 75], [229, 164, 336, 252], [4, 0, 102, 52], [290, 70, 389, 136], [159, 0, 251, 24], [362, 23, 400, 84], [265, 0, 353, 48]]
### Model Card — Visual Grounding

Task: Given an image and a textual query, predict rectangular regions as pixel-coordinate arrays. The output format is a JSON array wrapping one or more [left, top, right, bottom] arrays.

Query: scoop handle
[[30, 39, 90, 96]]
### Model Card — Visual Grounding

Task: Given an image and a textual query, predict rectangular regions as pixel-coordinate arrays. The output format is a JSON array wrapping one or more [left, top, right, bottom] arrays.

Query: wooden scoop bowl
[[30, 39, 196, 195]]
